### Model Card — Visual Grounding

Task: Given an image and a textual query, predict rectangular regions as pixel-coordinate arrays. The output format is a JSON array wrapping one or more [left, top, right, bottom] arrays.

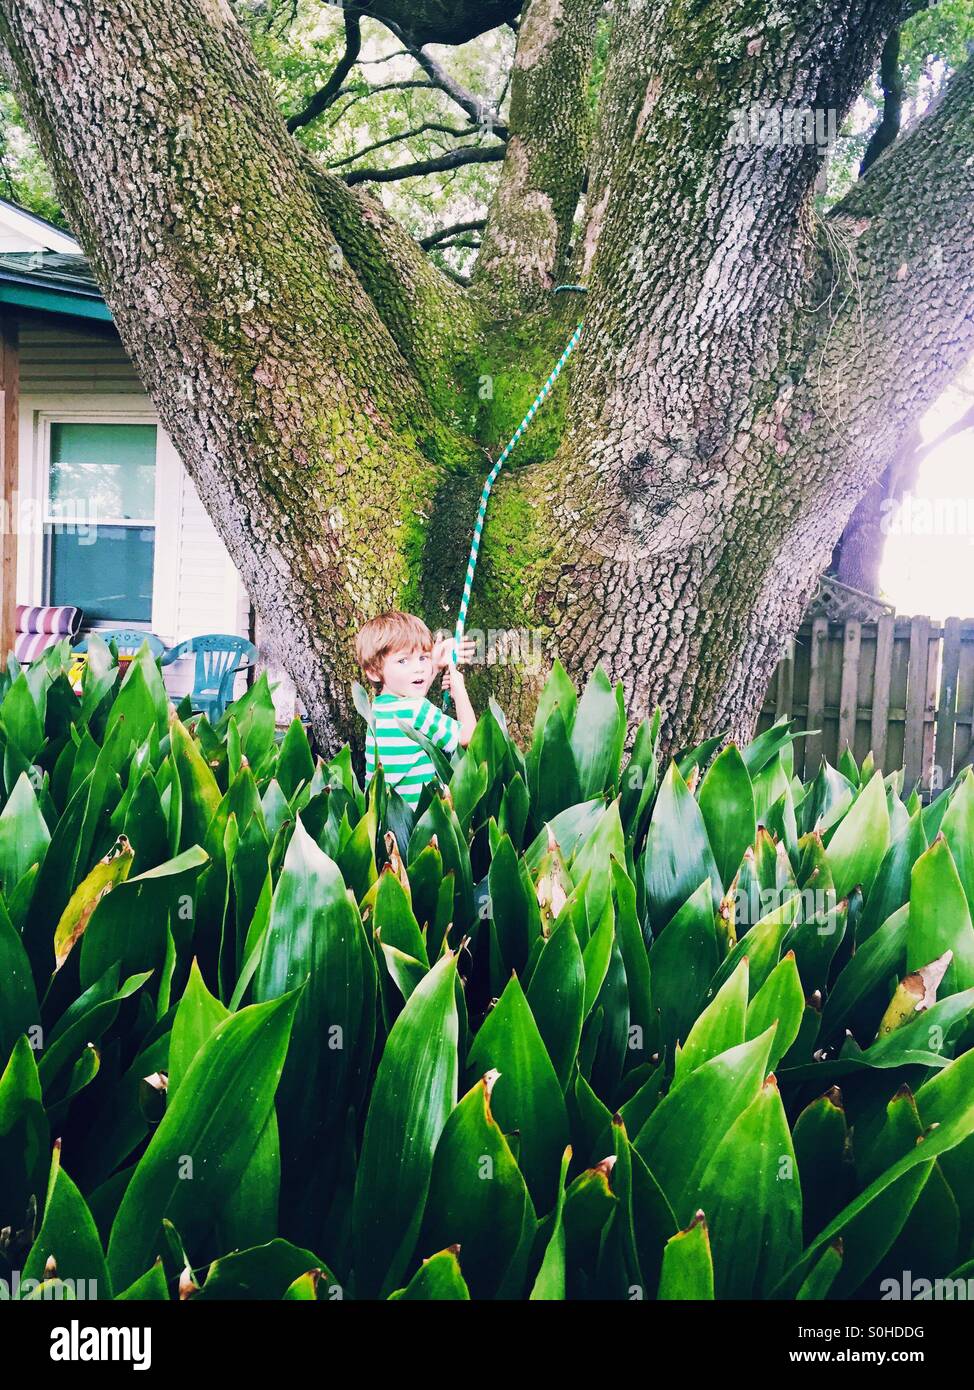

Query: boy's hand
[[432, 635, 476, 671], [441, 662, 466, 694]]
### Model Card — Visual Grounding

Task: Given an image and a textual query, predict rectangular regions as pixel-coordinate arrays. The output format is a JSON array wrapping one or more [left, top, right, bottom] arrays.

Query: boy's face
[[372, 643, 434, 699]]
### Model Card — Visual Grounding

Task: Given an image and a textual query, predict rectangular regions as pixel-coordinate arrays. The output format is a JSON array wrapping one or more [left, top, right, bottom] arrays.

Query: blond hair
[[355, 610, 434, 686]]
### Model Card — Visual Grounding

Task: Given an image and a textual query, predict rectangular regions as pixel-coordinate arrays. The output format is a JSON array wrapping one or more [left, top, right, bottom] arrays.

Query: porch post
[[0, 311, 18, 662]]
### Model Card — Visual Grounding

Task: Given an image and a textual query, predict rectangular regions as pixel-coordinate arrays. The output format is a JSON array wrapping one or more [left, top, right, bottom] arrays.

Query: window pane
[[49, 422, 157, 520], [48, 525, 155, 622]]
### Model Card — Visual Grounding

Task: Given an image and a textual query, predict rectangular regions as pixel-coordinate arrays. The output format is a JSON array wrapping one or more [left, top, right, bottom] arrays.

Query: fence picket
[[935, 616, 962, 792], [760, 612, 974, 800], [871, 614, 895, 772], [838, 621, 861, 759]]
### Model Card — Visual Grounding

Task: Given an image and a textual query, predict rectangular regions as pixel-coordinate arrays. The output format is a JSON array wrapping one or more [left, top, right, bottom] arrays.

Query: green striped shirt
[[364, 692, 461, 808]]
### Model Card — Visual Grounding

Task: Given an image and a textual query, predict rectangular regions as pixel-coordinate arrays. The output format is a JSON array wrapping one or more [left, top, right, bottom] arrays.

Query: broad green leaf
[[643, 762, 720, 933], [612, 858, 654, 1067], [535, 706, 582, 823], [23, 1140, 111, 1296], [253, 817, 377, 1203], [114, 1258, 170, 1300], [0, 1036, 49, 1238], [525, 913, 585, 1091], [634, 1028, 775, 1225], [353, 952, 458, 1298], [824, 772, 890, 902], [571, 800, 625, 933], [529, 1146, 572, 1299], [569, 666, 625, 800], [530, 659, 578, 760], [0, 894, 40, 1064], [105, 644, 168, 748], [698, 744, 756, 891], [940, 769, 974, 922], [647, 880, 721, 1059], [657, 1214, 714, 1299], [467, 974, 569, 1214], [858, 810, 926, 942], [488, 832, 541, 978], [419, 1070, 535, 1299], [388, 1247, 470, 1300], [581, 896, 614, 1018], [908, 835, 974, 994], [746, 951, 804, 1072], [168, 958, 229, 1097], [193, 1239, 338, 1299], [169, 718, 222, 852], [0, 772, 50, 898], [673, 959, 748, 1087], [696, 1077, 802, 1297], [106, 990, 300, 1290]]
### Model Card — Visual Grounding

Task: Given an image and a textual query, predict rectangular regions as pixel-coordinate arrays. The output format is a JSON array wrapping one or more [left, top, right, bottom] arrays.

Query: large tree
[[1, 0, 972, 757]]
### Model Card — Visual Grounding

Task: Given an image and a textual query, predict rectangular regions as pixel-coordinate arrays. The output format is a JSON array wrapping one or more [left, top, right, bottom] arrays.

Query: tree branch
[[320, 0, 521, 49], [860, 25, 904, 174], [419, 219, 486, 249], [377, 14, 510, 139], [298, 151, 478, 400], [286, 10, 361, 132], [473, 0, 601, 313], [343, 143, 505, 185], [791, 52, 974, 574], [328, 121, 478, 170], [433, 236, 481, 250]]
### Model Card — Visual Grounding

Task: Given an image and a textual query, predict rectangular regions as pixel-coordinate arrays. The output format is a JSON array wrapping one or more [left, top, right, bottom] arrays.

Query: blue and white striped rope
[[442, 313, 585, 710]]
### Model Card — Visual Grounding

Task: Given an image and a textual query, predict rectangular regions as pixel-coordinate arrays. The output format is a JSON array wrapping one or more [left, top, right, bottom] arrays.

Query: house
[[0, 196, 299, 721]]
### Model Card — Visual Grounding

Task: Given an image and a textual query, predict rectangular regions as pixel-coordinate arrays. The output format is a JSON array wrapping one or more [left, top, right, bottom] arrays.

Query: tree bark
[[472, 0, 600, 316], [3, 0, 973, 764], [465, 1, 974, 751], [0, 0, 473, 752]]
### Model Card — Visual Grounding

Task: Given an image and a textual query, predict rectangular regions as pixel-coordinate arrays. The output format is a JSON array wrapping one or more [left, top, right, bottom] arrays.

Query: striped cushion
[[16, 604, 82, 637], [15, 630, 64, 662]]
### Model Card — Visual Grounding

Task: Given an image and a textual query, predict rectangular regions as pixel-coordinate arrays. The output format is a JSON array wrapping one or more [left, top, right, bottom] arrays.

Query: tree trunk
[[830, 426, 921, 594], [3, 0, 974, 762], [0, 0, 470, 752], [472, 0, 599, 315]]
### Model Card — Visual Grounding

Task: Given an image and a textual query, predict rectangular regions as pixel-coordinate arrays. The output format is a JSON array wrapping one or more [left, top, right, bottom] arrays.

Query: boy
[[355, 610, 477, 810]]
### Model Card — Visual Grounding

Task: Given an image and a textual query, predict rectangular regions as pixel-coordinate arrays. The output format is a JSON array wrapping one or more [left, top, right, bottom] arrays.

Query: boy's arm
[[414, 694, 465, 755], [443, 666, 477, 747]]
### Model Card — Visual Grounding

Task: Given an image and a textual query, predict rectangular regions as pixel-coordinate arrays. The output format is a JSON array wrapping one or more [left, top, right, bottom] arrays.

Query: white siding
[[15, 313, 254, 704], [164, 463, 251, 702], [19, 313, 143, 394]]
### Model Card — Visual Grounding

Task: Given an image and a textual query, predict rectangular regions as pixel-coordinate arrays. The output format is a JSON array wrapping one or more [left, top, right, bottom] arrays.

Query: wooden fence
[[757, 616, 974, 797]]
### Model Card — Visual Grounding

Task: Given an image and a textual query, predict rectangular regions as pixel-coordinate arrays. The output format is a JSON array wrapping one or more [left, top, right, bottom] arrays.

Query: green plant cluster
[[2, 636, 974, 1301]]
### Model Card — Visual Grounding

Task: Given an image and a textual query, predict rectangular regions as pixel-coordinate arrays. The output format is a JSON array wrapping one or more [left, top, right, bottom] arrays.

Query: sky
[[878, 376, 974, 621]]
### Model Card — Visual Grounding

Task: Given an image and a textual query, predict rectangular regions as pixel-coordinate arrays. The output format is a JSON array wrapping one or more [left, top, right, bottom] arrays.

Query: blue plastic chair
[[73, 628, 167, 660], [161, 633, 259, 722]]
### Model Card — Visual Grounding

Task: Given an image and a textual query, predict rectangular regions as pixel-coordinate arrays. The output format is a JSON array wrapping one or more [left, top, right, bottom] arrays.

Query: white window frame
[[19, 399, 181, 638]]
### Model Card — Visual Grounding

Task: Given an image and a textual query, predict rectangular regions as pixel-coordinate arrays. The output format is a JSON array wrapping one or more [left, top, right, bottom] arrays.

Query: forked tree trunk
[[2, 0, 974, 758]]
